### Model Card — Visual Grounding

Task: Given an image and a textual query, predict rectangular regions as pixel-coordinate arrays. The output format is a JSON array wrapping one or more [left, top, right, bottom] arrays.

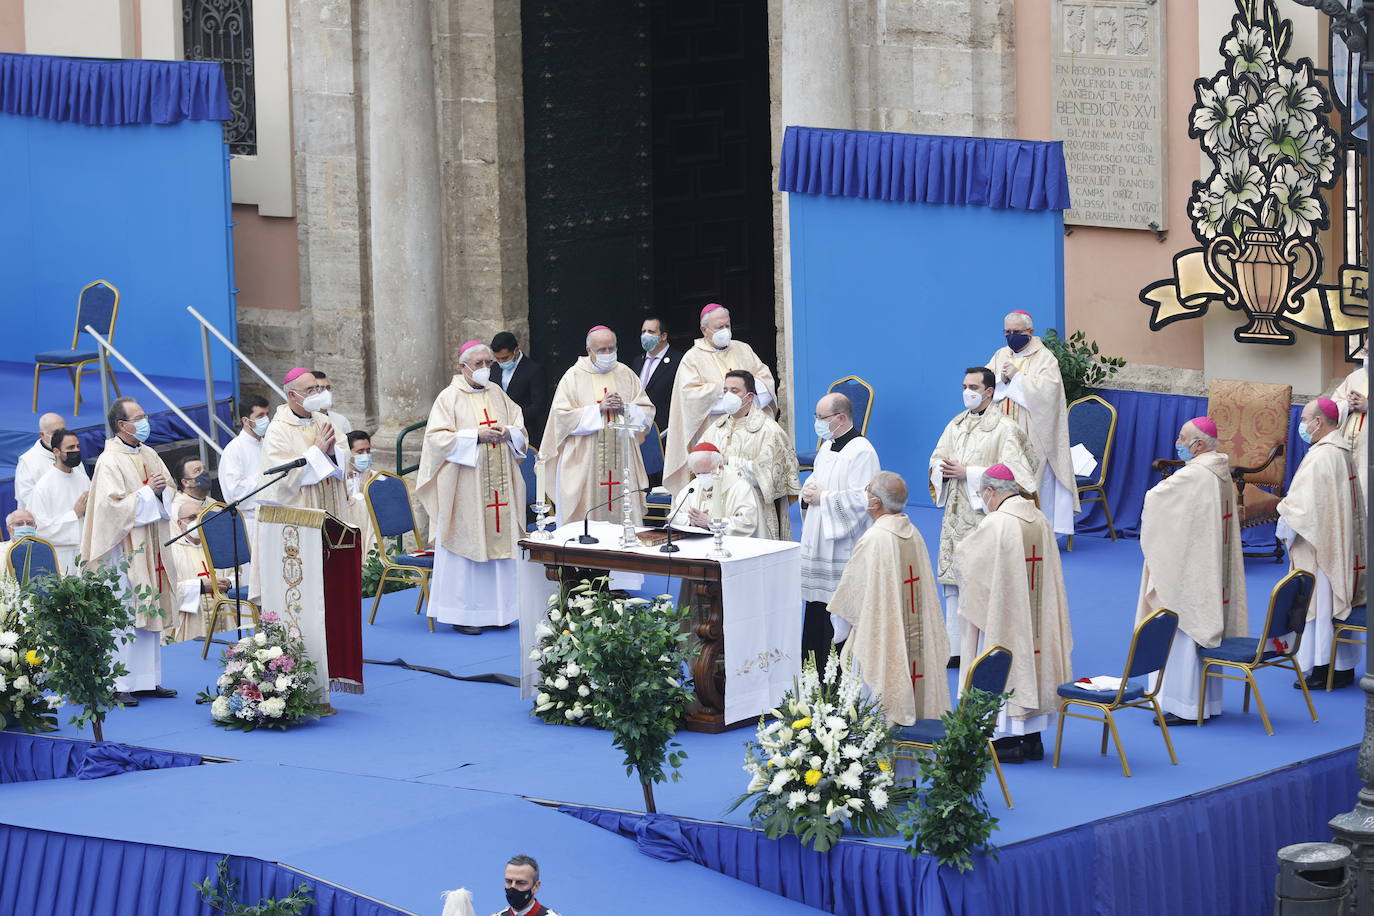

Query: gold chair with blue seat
[[796, 375, 875, 472], [1065, 394, 1119, 550], [1197, 569, 1317, 734], [1327, 604, 1366, 692], [1052, 608, 1179, 778], [194, 503, 261, 659], [6, 535, 60, 584], [894, 644, 1014, 808], [32, 279, 122, 414], [363, 471, 435, 630]]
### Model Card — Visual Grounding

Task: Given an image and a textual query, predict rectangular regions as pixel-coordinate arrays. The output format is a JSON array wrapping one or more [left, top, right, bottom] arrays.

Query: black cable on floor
[[363, 657, 520, 687]]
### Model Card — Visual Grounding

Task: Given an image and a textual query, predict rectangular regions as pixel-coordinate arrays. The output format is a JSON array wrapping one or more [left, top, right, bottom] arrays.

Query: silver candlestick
[[709, 517, 732, 559], [530, 501, 553, 541], [609, 417, 642, 549]]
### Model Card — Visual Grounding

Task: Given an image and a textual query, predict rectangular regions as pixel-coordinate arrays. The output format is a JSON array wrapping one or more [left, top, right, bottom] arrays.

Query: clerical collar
[[829, 426, 859, 451], [290, 411, 314, 426], [118, 437, 141, 452]]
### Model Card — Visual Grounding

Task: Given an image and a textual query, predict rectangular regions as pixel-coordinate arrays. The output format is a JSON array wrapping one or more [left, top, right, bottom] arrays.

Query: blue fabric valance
[[779, 126, 1071, 212], [0, 52, 231, 126], [0, 732, 202, 783]]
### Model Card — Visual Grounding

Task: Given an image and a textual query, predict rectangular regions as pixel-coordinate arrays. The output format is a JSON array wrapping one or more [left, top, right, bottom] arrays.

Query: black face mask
[[189, 473, 211, 492], [61, 452, 83, 468], [505, 886, 534, 910]]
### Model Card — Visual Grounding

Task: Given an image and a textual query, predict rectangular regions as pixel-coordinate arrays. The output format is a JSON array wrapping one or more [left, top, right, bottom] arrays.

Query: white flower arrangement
[[729, 652, 911, 853], [1188, 1, 1338, 245], [197, 611, 323, 731], [0, 577, 62, 732]]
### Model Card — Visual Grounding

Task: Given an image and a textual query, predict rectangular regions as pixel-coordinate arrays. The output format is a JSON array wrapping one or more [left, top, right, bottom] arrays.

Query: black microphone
[[576, 486, 653, 545], [659, 485, 695, 553], [263, 457, 308, 475]]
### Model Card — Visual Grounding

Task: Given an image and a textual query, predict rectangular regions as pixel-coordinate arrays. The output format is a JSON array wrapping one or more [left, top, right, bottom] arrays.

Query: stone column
[[773, 0, 855, 432], [367, 0, 445, 437]]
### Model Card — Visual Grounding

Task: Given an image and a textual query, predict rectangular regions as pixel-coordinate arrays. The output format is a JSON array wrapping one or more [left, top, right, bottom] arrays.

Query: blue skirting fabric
[[560, 746, 1357, 915], [0, 825, 407, 916], [1074, 388, 1309, 541], [0, 52, 231, 126], [778, 126, 1071, 211], [0, 733, 201, 784]]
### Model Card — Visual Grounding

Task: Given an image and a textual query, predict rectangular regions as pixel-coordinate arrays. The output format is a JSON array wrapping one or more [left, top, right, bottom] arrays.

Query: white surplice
[[218, 428, 264, 545], [29, 466, 90, 572], [799, 435, 880, 602], [14, 439, 56, 510]]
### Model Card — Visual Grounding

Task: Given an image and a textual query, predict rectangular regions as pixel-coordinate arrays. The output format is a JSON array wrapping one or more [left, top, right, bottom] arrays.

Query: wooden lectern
[[257, 506, 365, 695]]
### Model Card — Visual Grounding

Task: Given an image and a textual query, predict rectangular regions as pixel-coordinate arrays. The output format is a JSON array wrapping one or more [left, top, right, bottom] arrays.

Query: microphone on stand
[[263, 457, 308, 475], [659, 486, 695, 553], [575, 486, 653, 545]]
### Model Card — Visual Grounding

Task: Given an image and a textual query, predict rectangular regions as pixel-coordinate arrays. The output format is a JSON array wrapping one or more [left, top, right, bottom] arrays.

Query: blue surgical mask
[[497, 358, 517, 372], [353, 453, 372, 472], [252, 416, 270, 437], [1175, 443, 1193, 462], [1005, 332, 1031, 352], [132, 418, 151, 442], [1298, 422, 1313, 445], [641, 333, 661, 352], [814, 418, 834, 440], [11, 525, 36, 540]]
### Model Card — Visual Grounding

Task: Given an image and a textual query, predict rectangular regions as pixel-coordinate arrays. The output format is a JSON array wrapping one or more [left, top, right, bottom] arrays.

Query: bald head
[[585, 327, 617, 354], [38, 412, 63, 446]]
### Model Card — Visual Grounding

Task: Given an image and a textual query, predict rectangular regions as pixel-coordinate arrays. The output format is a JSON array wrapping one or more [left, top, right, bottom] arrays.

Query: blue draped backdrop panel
[[781, 127, 1069, 501], [562, 746, 1356, 916], [0, 52, 237, 383], [0, 733, 201, 783], [0, 826, 406, 916], [1074, 388, 1309, 546]]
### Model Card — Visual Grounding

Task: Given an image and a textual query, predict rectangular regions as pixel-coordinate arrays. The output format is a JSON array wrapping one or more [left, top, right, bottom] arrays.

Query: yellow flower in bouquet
[[804, 768, 822, 787], [791, 716, 812, 729], [23, 649, 40, 667], [877, 759, 892, 773]]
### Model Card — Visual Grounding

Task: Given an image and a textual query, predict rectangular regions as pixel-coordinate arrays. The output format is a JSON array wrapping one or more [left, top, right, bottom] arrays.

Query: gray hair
[[459, 343, 492, 365], [868, 471, 907, 513], [979, 472, 1022, 495], [1185, 426, 1218, 452], [700, 305, 730, 328], [507, 854, 540, 881], [1003, 311, 1034, 331], [6, 509, 31, 530]]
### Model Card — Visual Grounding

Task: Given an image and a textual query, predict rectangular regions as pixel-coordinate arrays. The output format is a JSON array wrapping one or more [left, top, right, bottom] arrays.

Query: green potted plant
[[195, 857, 314, 915], [1042, 328, 1126, 404]]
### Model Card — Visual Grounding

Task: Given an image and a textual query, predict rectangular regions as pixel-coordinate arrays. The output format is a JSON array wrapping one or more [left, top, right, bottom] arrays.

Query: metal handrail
[[88, 326, 224, 463], [395, 419, 426, 476], [187, 307, 287, 435]]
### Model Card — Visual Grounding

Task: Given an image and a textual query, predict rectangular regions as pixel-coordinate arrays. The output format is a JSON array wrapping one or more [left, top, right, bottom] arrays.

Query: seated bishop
[[669, 442, 761, 537], [1135, 417, 1247, 724], [698, 369, 799, 539], [417, 342, 528, 635], [829, 471, 950, 726]]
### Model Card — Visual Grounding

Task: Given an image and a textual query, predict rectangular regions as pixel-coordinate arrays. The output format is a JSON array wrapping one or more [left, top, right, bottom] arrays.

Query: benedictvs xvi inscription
[[1052, 1, 1166, 230]]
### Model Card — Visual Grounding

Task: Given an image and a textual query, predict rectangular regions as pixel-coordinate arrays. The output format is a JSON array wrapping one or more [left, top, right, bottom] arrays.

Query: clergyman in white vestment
[[29, 429, 90, 572]]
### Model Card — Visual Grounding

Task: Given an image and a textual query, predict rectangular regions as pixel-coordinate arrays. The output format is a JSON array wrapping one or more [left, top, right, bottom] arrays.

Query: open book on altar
[[257, 505, 365, 696]]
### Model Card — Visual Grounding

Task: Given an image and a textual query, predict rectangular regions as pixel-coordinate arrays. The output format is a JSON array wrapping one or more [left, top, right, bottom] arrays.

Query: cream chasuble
[[539, 358, 654, 527], [954, 494, 1072, 729], [1332, 367, 1368, 505], [664, 338, 776, 493], [166, 533, 215, 643], [831, 513, 950, 725], [1136, 451, 1248, 647], [799, 435, 880, 602], [669, 467, 761, 537], [928, 408, 1037, 586], [986, 337, 1080, 527], [1279, 435, 1367, 627], [699, 405, 799, 540], [81, 438, 177, 631]]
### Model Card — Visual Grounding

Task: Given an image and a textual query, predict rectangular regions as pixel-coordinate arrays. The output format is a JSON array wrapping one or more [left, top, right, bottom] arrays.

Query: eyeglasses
[[813, 412, 840, 421], [296, 385, 324, 396]]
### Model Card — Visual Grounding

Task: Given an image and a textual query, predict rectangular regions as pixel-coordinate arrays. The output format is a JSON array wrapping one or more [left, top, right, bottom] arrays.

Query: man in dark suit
[[490, 331, 549, 447], [632, 316, 681, 434]]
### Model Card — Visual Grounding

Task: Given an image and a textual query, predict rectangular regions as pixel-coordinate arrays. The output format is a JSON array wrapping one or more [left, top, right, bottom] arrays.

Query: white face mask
[[710, 328, 732, 349], [469, 367, 491, 387], [252, 416, 270, 437], [962, 389, 984, 410], [719, 392, 743, 415], [301, 391, 330, 412], [592, 352, 617, 372]]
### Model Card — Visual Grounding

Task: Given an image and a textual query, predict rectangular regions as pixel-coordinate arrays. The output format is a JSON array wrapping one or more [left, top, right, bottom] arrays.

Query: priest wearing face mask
[[166, 497, 230, 643], [1278, 398, 1367, 690], [254, 369, 348, 517], [538, 326, 655, 526], [218, 395, 270, 546], [955, 464, 1072, 763], [164, 455, 212, 517], [342, 430, 380, 558], [307, 369, 353, 464], [29, 429, 90, 572], [1330, 346, 1368, 505], [2, 509, 38, 577], [985, 310, 1079, 538], [929, 367, 1037, 665], [81, 397, 179, 705], [418, 342, 529, 634], [669, 442, 761, 536], [1136, 417, 1247, 724], [663, 303, 777, 493], [799, 392, 880, 672], [698, 370, 800, 540]]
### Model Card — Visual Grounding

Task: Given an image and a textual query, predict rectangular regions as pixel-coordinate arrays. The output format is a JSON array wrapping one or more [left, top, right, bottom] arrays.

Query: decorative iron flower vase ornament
[[1207, 226, 1317, 344]]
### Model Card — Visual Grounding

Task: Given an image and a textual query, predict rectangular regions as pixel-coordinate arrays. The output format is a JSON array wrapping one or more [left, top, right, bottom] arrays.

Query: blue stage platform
[[0, 504, 1362, 915], [0, 359, 234, 520]]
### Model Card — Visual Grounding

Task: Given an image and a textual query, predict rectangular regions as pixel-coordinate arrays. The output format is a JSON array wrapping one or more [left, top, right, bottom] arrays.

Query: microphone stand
[[165, 468, 291, 650], [575, 486, 652, 545], [659, 485, 695, 553]]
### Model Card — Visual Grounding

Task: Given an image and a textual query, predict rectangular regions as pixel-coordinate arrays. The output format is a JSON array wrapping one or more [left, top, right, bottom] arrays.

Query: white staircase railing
[[188, 305, 287, 444]]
